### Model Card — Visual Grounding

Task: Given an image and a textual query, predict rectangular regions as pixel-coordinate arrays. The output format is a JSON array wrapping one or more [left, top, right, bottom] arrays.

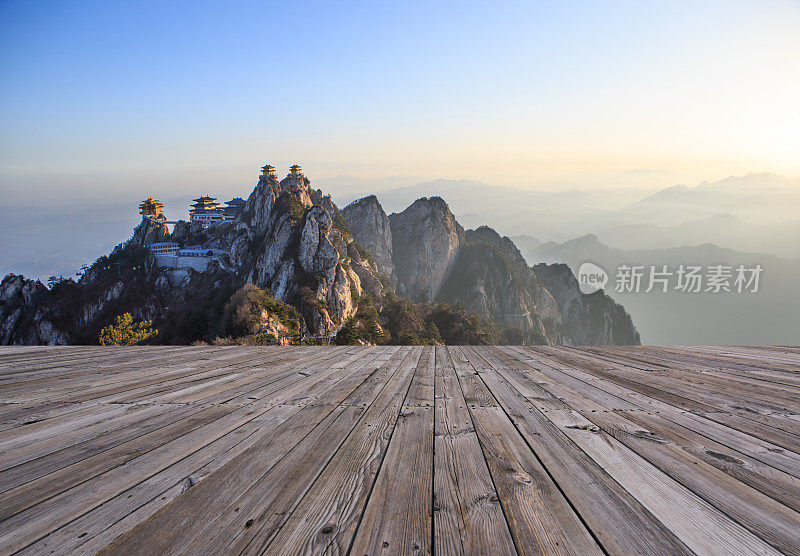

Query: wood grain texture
[[467, 346, 692, 555], [0, 344, 798, 555], [433, 346, 516, 555], [450, 346, 602, 556], [349, 347, 434, 555]]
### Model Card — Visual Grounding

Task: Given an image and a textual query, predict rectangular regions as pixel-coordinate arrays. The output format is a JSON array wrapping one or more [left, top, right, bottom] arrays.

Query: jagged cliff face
[[131, 214, 170, 246], [0, 255, 237, 346], [226, 172, 379, 335], [437, 227, 561, 344], [342, 197, 640, 345], [341, 195, 394, 279], [388, 197, 464, 302], [0, 275, 67, 345], [0, 171, 384, 344], [171, 220, 237, 250], [533, 263, 641, 345]]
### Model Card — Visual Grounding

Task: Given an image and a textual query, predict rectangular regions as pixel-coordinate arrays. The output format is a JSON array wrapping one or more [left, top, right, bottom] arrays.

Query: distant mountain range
[[514, 234, 800, 346], [337, 172, 800, 258], [339, 179, 656, 243], [619, 172, 800, 226], [595, 214, 800, 259]]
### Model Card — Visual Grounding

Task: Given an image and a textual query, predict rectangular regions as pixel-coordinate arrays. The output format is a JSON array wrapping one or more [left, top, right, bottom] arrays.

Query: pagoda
[[189, 195, 224, 226], [191, 195, 219, 212], [261, 164, 276, 178], [290, 164, 302, 175], [139, 196, 164, 217]]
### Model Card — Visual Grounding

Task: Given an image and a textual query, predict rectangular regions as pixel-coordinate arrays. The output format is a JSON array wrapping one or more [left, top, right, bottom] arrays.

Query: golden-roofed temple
[[190, 195, 220, 212], [290, 164, 302, 175], [189, 195, 224, 226], [139, 196, 164, 216], [261, 164, 276, 177]]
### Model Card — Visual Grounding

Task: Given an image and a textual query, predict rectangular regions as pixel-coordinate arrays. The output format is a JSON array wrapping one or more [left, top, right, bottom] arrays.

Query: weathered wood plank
[[18, 403, 301, 556], [450, 346, 602, 556], [0, 347, 386, 553], [529, 346, 800, 478], [431, 346, 516, 555], [569, 347, 800, 433], [186, 347, 419, 555], [491, 346, 800, 553], [0, 347, 263, 404], [26, 348, 393, 555], [499, 346, 800, 514], [0, 345, 798, 555], [249, 346, 425, 554], [540, 402, 780, 555], [469, 347, 692, 555], [98, 346, 413, 554], [348, 346, 435, 555]]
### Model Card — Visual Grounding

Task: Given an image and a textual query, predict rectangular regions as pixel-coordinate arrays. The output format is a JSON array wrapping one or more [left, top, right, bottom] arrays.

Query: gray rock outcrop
[[1, 168, 640, 346], [435, 225, 638, 345], [388, 197, 464, 302], [437, 227, 560, 343], [342, 195, 639, 345], [131, 214, 170, 246], [0, 275, 68, 345], [532, 263, 640, 345], [226, 171, 375, 335], [341, 195, 394, 278]]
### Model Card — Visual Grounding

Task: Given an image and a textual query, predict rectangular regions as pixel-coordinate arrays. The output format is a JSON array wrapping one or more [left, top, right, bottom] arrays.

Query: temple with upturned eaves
[[189, 195, 224, 225], [188, 195, 247, 227], [139, 196, 164, 217]]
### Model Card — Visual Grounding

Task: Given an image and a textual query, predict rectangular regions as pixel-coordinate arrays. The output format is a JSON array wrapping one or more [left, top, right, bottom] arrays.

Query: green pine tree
[[99, 313, 158, 346]]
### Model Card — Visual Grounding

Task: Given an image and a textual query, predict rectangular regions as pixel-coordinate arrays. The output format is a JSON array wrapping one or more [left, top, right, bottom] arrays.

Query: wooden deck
[[0, 346, 799, 555]]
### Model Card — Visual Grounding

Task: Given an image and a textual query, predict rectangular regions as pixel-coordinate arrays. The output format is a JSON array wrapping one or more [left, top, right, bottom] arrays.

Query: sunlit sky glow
[[1, 0, 799, 203]]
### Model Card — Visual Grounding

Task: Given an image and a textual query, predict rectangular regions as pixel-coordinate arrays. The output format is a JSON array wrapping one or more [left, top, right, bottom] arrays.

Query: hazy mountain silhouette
[[515, 234, 800, 345], [618, 172, 800, 227], [596, 214, 800, 259]]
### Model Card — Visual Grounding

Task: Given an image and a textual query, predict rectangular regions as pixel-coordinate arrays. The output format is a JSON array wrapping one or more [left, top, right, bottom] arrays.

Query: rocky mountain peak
[[387, 196, 464, 302], [0, 274, 67, 345], [565, 234, 602, 247], [342, 194, 639, 345], [131, 214, 170, 246], [341, 195, 394, 278], [532, 262, 640, 345], [225, 170, 379, 336], [467, 226, 522, 254]]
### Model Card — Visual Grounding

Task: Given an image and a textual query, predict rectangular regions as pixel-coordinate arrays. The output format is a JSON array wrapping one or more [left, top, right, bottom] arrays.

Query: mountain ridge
[[341, 193, 639, 345], [0, 169, 640, 346], [517, 233, 800, 345]]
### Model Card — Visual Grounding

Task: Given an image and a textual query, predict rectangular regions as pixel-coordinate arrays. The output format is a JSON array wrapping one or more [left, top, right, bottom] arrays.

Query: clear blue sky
[[2, 0, 799, 203]]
